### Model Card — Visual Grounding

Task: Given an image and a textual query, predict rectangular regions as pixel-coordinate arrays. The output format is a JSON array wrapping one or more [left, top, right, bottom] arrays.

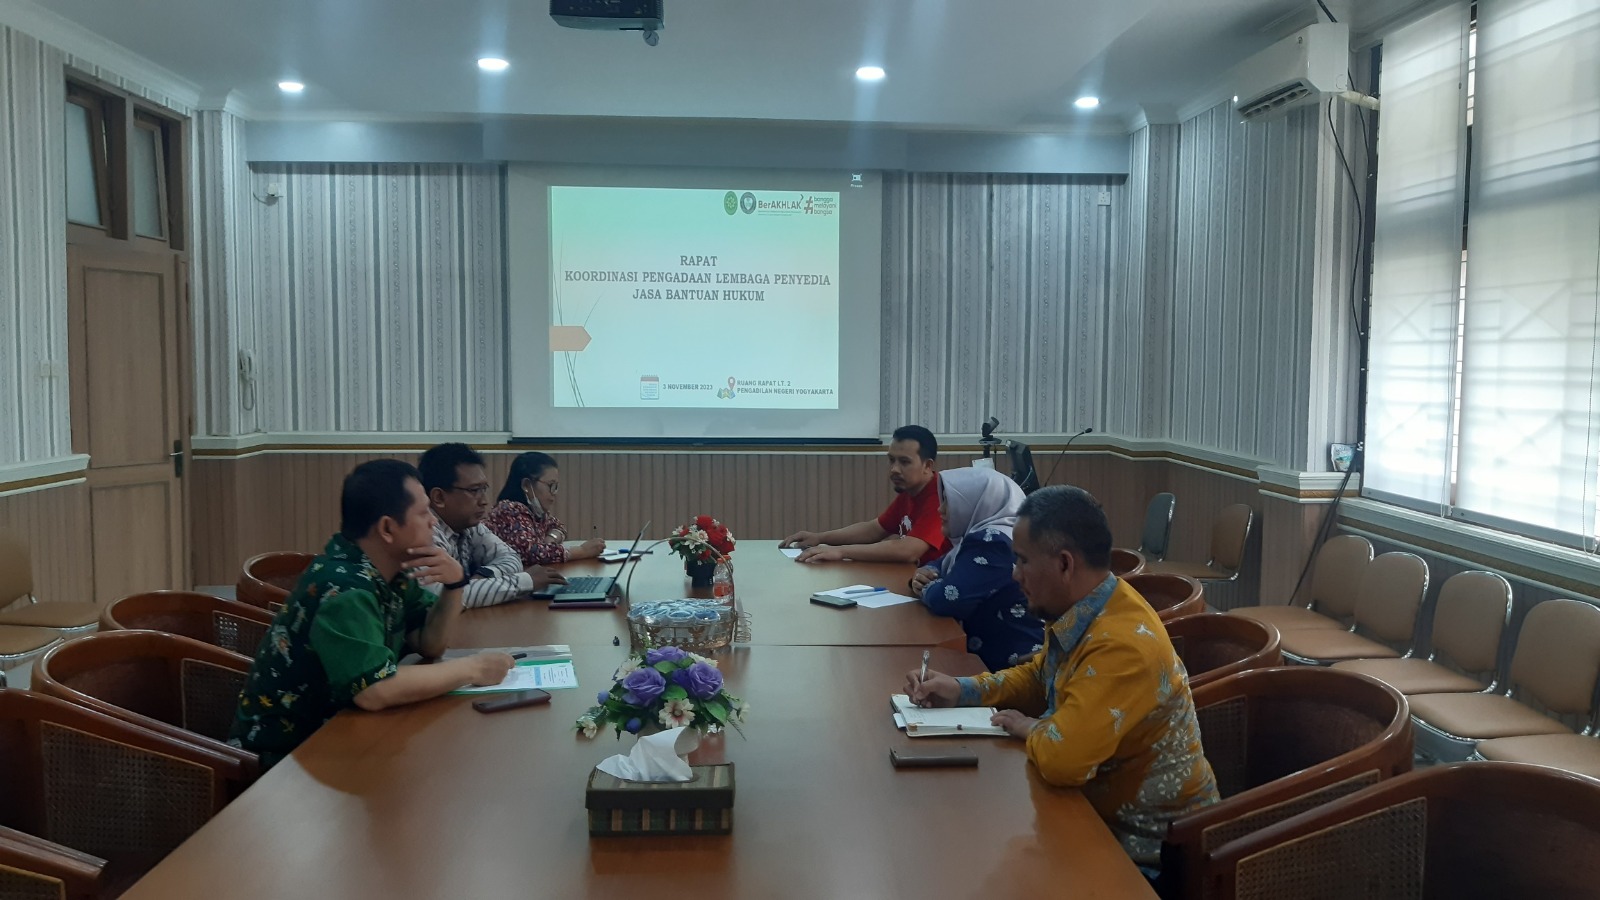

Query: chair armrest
[[0, 825, 106, 900]]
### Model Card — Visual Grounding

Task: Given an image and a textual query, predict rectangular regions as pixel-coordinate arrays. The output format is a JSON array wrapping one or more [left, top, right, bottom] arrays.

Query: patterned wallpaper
[[1164, 101, 1361, 470], [879, 173, 1122, 436], [245, 163, 506, 433], [0, 26, 69, 467], [193, 109, 255, 437]]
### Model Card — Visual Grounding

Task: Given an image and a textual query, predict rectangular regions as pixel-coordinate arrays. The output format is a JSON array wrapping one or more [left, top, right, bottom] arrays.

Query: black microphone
[[1042, 427, 1093, 488]]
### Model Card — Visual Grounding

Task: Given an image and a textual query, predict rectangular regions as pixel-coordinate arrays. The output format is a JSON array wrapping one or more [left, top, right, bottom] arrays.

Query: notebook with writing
[[890, 694, 1007, 737]]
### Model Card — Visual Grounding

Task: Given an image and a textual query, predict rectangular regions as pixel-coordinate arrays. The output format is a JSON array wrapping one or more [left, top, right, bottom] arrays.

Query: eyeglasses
[[447, 484, 491, 499], [535, 479, 560, 495]]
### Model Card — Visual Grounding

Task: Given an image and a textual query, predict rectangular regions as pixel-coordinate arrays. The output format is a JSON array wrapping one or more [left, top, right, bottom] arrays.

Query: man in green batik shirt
[[229, 459, 515, 770]]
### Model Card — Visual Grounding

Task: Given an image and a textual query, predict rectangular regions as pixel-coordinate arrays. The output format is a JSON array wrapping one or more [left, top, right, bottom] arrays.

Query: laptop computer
[[534, 521, 650, 608]]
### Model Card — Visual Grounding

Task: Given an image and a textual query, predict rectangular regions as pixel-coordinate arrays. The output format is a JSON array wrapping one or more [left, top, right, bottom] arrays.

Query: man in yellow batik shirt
[[908, 485, 1218, 869]]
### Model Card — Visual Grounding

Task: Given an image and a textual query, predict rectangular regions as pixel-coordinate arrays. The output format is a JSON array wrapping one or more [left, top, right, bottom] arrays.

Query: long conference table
[[123, 542, 1156, 899]]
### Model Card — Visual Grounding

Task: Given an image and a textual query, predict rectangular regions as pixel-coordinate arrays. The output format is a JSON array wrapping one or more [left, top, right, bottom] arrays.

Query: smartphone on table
[[472, 690, 551, 713]]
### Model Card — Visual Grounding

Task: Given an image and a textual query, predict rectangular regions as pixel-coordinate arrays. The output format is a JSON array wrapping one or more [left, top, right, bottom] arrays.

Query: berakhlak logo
[[740, 191, 756, 214], [723, 191, 738, 215]]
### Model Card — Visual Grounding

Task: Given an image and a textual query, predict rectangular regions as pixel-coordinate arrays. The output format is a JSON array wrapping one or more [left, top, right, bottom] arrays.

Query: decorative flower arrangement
[[576, 646, 749, 739], [667, 515, 736, 564]]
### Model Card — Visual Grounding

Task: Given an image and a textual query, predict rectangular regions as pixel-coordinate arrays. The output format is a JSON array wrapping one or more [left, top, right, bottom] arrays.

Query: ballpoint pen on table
[[841, 586, 888, 595], [919, 649, 930, 688]]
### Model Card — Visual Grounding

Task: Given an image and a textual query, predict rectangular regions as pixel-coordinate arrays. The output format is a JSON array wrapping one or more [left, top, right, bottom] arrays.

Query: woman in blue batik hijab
[[909, 466, 1046, 671]]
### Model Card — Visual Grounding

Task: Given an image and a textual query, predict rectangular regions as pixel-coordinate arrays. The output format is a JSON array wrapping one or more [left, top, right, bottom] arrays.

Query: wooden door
[[67, 244, 188, 603]]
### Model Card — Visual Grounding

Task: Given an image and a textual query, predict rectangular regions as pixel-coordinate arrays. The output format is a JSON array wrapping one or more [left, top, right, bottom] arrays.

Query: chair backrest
[[1207, 504, 1254, 574], [1351, 552, 1429, 648], [101, 590, 275, 657], [0, 688, 242, 874], [1164, 666, 1413, 899], [33, 630, 257, 767], [237, 551, 314, 611], [1124, 573, 1206, 622], [1164, 612, 1282, 690], [1306, 534, 1373, 619], [1507, 598, 1600, 720], [0, 530, 34, 606], [1427, 571, 1513, 683], [1109, 548, 1146, 578], [1207, 762, 1600, 900], [1138, 492, 1176, 559]]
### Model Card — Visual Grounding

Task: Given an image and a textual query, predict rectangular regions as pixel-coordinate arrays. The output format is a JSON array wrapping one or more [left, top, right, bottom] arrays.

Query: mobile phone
[[810, 595, 858, 609], [472, 690, 551, 713], [889, 747, 979, 768]]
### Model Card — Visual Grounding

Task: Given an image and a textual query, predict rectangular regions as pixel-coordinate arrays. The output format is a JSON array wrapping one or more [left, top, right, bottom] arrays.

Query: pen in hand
[[916, 649, 931, 705]]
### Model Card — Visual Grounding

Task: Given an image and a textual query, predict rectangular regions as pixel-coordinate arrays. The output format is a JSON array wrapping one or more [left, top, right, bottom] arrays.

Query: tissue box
[[585, 764, 735, 836]]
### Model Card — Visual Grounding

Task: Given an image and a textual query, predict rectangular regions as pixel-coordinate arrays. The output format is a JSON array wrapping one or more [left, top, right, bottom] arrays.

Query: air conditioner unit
[[551, 0, 663, 33], [1230, 22, 1351, 121]]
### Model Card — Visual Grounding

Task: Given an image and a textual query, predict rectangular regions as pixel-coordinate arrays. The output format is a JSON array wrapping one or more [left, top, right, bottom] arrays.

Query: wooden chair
[[101, 590, 275, 657], [1407, 598, 1600, 761], [32, 630, 259, 784], [1125, 572, 1206, 622], [1276, 552, 1430, 665], [0, 689, 244, 896], [1110, 548, 1147, 578], [1145, 503, 1254, 584], [1230, 535, 1373, 633], [1164, 613, 1282, 690], [1160, 666, 1413, 899], [1333, 570, 1513, 695], [0, 529, 100, 633], [237, 551, 314, 612], [1204, 762, 1600, 899]]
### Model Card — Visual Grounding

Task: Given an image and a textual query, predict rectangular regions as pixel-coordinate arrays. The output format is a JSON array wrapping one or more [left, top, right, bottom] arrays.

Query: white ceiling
[[29, 0, 1424, 129]]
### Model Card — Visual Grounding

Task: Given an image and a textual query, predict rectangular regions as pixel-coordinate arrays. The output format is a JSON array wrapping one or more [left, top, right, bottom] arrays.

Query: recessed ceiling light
[[1074, 96, 1100, 109], [278, 81, 305, 93], [856, 66, 886, 82], [478, 57, 510, 72]]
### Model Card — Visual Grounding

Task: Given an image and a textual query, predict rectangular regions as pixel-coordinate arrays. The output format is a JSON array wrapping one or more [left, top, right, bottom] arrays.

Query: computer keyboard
[[555, 576, 609, 594]]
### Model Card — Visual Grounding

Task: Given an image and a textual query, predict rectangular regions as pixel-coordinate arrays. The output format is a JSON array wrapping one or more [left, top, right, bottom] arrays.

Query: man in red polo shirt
[[782, 425, 951, 565]]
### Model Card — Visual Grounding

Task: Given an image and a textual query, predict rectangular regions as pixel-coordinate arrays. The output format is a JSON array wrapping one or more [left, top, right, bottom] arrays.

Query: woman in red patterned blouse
[[483, 452, 606, 567]]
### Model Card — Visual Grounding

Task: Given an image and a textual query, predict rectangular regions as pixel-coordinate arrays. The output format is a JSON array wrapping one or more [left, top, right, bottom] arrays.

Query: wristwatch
[[441, 574, 472, 591]]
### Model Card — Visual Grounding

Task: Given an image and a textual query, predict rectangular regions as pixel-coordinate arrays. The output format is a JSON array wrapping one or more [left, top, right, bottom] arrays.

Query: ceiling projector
[[551, 0, 663, 44]]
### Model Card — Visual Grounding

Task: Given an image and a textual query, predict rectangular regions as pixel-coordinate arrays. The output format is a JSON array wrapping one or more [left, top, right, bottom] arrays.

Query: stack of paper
[[812, 585, 919, 609], [890, 694, 1007, 737], [448, 645, 580, 694]]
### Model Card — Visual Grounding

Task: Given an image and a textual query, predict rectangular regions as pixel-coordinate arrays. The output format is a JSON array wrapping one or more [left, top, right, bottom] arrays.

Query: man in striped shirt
[[420, 443, 566, 609]]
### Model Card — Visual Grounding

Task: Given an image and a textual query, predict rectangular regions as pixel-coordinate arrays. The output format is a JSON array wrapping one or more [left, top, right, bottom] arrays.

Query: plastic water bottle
[[711, 561, 734, 604]]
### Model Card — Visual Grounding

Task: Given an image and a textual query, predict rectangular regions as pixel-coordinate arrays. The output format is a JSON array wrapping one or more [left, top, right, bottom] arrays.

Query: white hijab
[[938, 467, 1025, 574]]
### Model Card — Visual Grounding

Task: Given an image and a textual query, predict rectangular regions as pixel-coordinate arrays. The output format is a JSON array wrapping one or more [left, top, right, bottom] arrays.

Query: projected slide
[[550, 186, 840, 409]]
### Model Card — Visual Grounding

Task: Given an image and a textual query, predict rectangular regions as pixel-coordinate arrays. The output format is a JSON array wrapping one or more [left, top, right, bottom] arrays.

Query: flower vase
[[685, 557, 716, 587]]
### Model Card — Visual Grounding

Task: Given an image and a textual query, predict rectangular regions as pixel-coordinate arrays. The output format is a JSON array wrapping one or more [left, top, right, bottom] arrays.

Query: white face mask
[[524, 485, 546, 517]]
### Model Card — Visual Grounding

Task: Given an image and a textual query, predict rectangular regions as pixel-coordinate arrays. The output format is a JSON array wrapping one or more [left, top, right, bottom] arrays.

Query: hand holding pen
[[905, 650, 960, 708]]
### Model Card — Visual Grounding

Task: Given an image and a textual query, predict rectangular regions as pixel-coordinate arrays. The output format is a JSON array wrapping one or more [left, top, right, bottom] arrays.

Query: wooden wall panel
[[0, 482, 94, 605], [197, 448, 1250, 587]]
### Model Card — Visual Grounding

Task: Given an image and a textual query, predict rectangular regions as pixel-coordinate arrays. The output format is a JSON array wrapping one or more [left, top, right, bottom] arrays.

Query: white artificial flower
[[729, 698, 750, 724], [616, 657, 642, 678], [691, 528, 709, 543], [577, 715, 598, 739], [688, 652, 719, 669], [659, 698, 696, 729]]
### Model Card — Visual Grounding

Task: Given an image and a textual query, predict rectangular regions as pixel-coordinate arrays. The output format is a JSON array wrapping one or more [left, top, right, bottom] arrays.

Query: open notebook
[[890, 694, 1007, 737]]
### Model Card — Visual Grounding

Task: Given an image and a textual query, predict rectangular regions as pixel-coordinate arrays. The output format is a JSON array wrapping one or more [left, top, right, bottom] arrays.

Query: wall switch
[[265, 182, 284, 199], [1097, 191, 1112, 206]]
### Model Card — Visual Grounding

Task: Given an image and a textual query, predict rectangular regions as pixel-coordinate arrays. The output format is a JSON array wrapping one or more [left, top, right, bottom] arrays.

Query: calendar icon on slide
[[639, 376, 660, 400]]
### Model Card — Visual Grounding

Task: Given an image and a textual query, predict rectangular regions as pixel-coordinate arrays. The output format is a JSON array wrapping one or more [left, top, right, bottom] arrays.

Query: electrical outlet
[[1097, 191, 1112, 206]]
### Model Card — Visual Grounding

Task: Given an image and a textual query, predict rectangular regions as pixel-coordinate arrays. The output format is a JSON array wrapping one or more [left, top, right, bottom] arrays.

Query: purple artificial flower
[[625, 717, 643, 734], [671, 661, 725, 700], [645, 646, 689, 665], [620, 666, 667, 706], [597, 691, 610, 704]]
